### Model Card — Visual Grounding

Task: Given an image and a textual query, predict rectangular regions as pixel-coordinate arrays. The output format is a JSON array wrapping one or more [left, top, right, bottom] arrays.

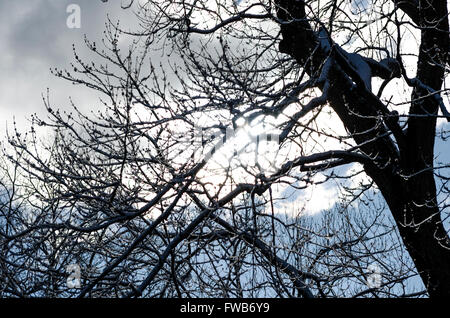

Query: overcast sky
[[0, 0, 136, 136], [1, 1, 448, 214]]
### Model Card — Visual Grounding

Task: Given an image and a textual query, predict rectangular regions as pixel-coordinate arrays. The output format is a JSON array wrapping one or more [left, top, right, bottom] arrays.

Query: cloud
[[0, 0, 132, 135]]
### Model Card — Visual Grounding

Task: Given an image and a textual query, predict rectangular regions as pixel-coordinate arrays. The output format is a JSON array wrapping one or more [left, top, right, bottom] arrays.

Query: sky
[[0, 0, 448, 218], [0, 0, 135, 136], [0, 0, 339, 213], [0, 1, 446, 295]]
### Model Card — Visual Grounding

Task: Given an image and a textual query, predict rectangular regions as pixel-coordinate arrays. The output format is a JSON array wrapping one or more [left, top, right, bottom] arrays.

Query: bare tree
[[1, 0, 449, 298]]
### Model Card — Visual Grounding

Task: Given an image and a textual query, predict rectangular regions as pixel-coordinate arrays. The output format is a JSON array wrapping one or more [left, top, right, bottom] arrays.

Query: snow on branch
[[409, 78, 450, 122]]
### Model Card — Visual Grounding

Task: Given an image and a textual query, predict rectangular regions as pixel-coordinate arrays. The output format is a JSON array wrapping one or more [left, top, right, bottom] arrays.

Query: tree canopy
[[1, 0, 449, 298]]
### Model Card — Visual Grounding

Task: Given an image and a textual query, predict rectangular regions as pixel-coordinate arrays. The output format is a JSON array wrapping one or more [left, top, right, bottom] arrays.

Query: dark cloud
[[0, 0, 134, 135]]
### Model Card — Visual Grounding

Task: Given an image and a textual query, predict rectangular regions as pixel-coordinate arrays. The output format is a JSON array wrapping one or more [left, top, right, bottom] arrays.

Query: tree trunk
[[367, 162, 450, 297], [394, 177, 450, 297], [275, 0, 450, 297]]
